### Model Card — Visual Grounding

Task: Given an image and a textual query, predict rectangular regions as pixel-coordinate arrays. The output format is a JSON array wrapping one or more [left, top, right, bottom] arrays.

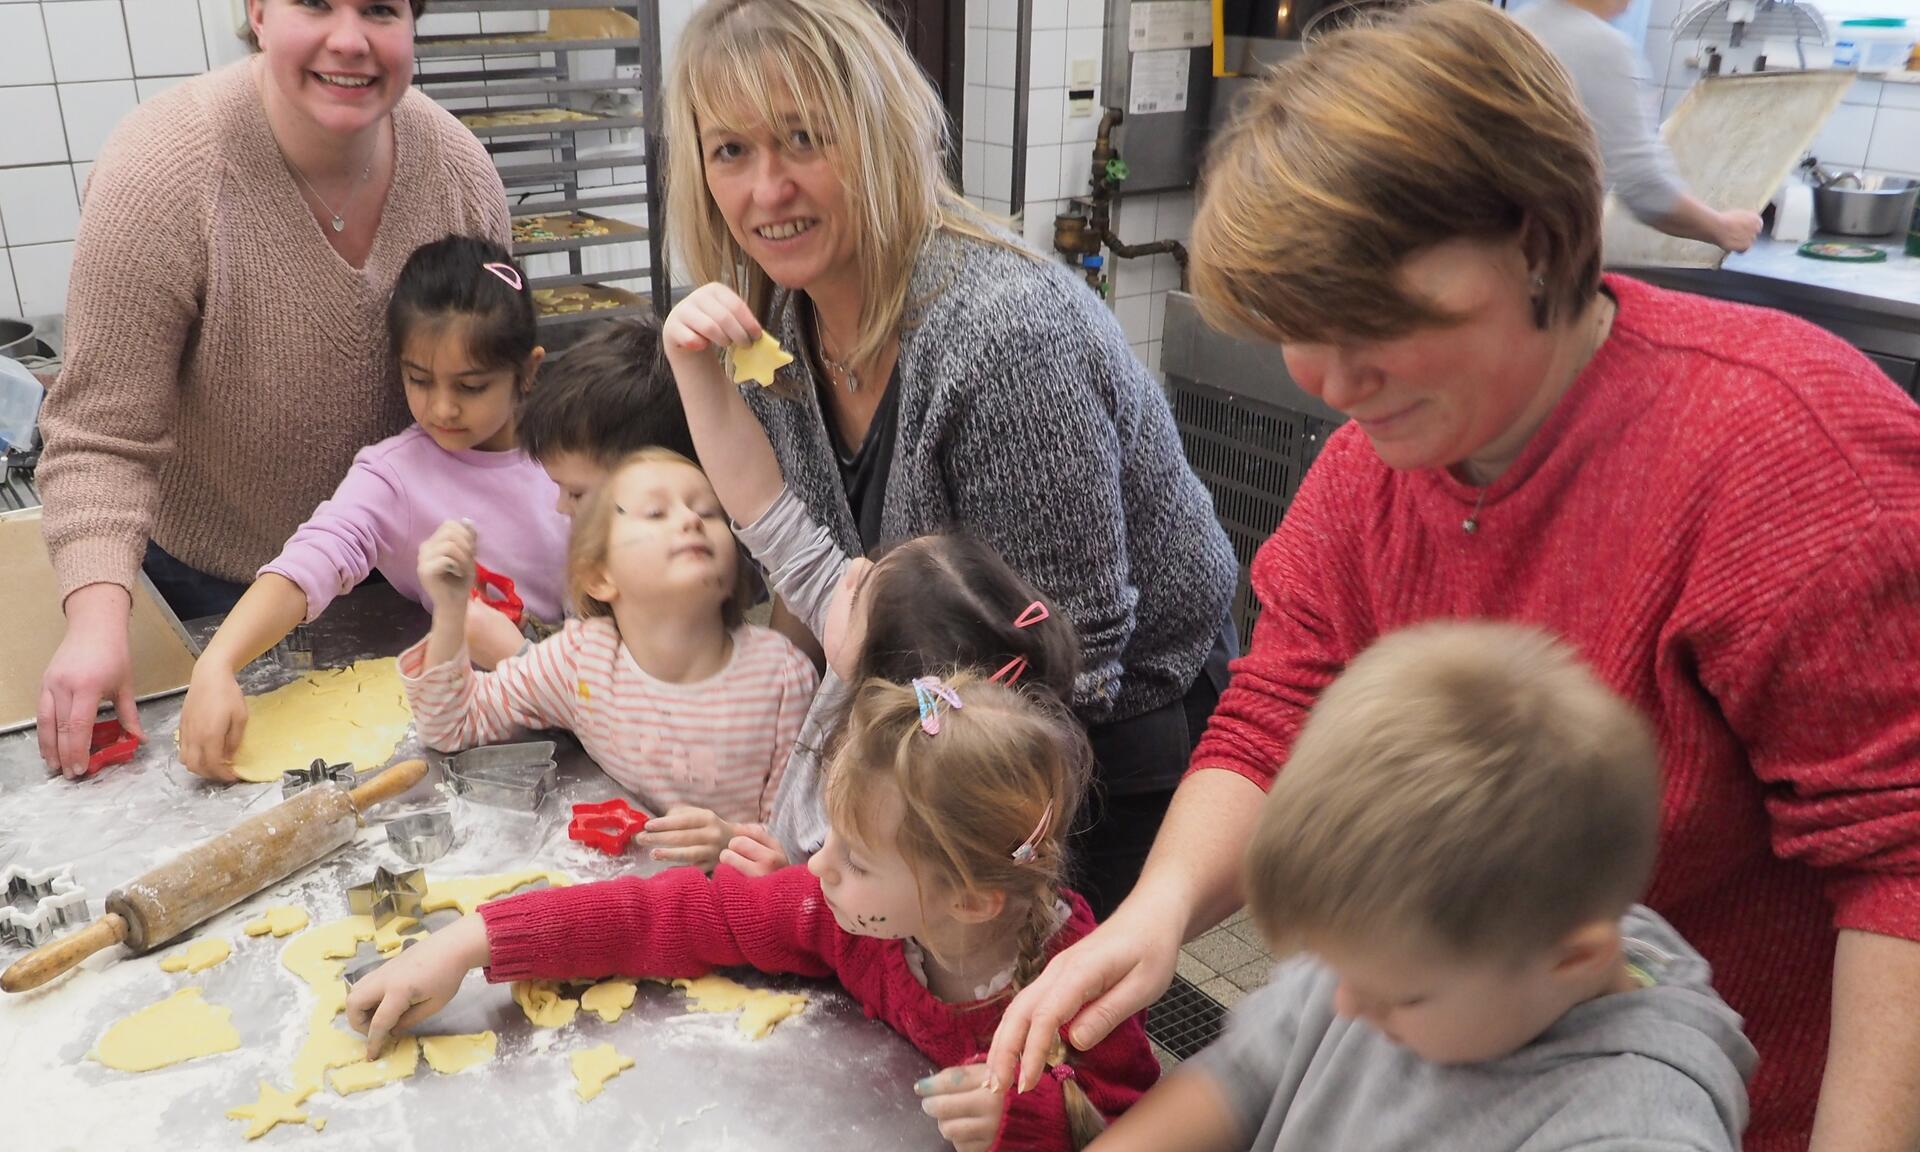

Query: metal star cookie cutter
[[344, 935, 420, 987], [0, 864, 91, 949], [346, 866, 427, 928], [282, 758, 357, 800], [384, 810, 455, 866]]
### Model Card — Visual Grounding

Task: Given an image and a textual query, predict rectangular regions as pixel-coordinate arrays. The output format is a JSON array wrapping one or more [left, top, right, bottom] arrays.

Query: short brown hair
[[566, 448, 751, 628], [518, 316, 696, 466], [246, 0, 429, 50], [1245, 621, 1660, 962], [1190, 0, 1603, 344]]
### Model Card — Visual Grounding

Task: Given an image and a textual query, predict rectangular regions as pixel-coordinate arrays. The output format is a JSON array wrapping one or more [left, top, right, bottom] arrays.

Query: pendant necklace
[[811, 308, 860, 394], [287, 154, 372, 234]]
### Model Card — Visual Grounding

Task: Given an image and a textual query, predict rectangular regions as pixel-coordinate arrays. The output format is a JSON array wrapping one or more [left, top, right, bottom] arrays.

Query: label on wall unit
[[1128, 1, 1212, 51], [1128, 49, 1191, 115]]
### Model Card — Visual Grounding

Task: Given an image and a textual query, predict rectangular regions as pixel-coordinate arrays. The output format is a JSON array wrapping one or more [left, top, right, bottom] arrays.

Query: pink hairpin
[[482, 262, 524, 291], [1014, 601, 1049, 629], [989, 655, 1029, 685], [912, 675, 965, 736], [1011, 801, 1054, 864]]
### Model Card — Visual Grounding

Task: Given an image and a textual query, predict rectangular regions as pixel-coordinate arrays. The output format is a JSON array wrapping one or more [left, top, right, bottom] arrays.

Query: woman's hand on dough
[[418, 520, 477, 614], [38, 583, 141, 778], [915, 1062, 1006, 1152], [345, 913, 491, 1060], [718, 823, 790, 876], [637, 806, 735, 870], [177, 664, 247, 782], [661, 283, 761, 365]]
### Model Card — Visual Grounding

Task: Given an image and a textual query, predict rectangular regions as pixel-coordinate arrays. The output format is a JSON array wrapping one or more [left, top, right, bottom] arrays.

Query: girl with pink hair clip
[[348, 668, 1161, 1152], [178, 236, 570, 780]]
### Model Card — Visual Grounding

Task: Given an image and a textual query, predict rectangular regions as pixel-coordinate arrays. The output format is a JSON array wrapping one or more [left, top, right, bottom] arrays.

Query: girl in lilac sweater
[[177, 236, 569, 780]]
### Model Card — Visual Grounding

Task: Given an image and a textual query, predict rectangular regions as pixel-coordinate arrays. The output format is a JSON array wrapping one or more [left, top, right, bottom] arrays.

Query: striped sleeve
[[760, 638, 819, 821], [399, 623, 585, 751]]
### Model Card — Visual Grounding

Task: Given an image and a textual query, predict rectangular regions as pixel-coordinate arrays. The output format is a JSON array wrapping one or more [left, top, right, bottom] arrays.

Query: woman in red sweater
[[993, 6, 1920, 1151], [347, 673, 1159, 1151]]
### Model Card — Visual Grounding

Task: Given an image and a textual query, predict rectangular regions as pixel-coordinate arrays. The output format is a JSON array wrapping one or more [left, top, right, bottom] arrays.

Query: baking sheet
[[0, 507, 199, 734], [1602, 70, 1854, 270]]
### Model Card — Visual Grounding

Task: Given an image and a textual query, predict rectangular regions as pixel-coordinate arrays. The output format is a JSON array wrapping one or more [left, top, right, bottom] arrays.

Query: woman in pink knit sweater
[[33, 0, 509, 777], [994, 6, 1920, 1152]]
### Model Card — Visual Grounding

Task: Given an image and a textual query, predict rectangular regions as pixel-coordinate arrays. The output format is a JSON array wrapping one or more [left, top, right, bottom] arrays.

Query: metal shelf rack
[[413, 0, 668, 329]]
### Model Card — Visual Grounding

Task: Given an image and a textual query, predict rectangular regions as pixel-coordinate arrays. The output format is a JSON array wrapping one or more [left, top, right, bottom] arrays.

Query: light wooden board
[[1603, 70, 1853, 269], [0, 508, 199, 734]]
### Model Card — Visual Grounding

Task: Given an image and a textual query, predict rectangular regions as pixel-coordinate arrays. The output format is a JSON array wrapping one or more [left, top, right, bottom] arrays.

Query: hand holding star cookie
[[662, 283, 792, 388]]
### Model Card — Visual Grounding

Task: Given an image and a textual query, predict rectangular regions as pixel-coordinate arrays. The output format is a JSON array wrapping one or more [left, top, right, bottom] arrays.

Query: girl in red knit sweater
[[346, 671, 1160, 1151]]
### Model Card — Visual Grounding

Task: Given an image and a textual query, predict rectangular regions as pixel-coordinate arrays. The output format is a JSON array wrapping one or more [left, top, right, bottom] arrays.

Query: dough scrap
[[159, 936, 232, 974], [226, 1080, 313, 1140], [513, 980, 580, 1028], [421, 1031, 498, 1074], [374, 915, 425, 954], [95, 987, 242, 1072], [222, 657, 412, 783], [292, 1013, 371, 1095], [570, 1043, 635, 1101], [422, 870, 570, 917], [581, 978, 637, 1023], [672, 974, 808, 1039], [328, 1036, 420, 1095], [730, 332, 794, 388], [243, 906, 311, 938]]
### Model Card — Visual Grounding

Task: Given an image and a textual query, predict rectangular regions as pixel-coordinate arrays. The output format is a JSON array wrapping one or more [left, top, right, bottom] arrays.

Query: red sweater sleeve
[[1186, 431, 1373, 790], [478, 865, 844, 983]]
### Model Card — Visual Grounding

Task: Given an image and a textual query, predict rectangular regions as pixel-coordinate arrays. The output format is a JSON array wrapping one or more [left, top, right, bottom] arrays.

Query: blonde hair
[[1190, 0, 1603, 344], [566, 447, 751, 628], [664, 0, 1018, 371], [1245, 621, 1660, 963], [826, 672, 1105, 1146]]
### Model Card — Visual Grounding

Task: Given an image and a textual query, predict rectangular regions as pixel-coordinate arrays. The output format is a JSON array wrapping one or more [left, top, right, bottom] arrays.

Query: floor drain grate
[[1145, 975, 1227, 1061]]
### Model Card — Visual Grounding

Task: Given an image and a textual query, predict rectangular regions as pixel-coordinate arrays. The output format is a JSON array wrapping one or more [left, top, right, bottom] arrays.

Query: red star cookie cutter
[[471, 563, 525, 626], [568, 798, 652, 855], [87, 718, 140, 776]]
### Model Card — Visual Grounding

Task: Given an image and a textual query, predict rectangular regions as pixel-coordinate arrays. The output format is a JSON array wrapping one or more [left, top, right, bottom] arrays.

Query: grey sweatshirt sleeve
[[1518, 0, 1687, 222], [733, 484, 852, 640], [1184, 965, 1315, 1139]]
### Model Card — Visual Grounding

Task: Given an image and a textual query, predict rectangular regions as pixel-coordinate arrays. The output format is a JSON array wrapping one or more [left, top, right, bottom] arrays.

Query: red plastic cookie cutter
[[87, 718, 140, 776], [568, 798, 652, 855], [470, 562, 525, 626]]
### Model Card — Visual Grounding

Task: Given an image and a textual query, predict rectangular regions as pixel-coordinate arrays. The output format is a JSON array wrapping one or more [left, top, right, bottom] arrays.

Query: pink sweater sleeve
[[399, 625, 583, 752], [257, 447, 407, 620], [478, 865, 844, 983]]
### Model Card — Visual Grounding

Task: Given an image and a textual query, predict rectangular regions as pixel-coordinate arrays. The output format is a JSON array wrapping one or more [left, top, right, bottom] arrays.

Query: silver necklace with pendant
[[288, 156, 372, 233], [1462, 485, 1488, 534], [811, 308, 860, 394]]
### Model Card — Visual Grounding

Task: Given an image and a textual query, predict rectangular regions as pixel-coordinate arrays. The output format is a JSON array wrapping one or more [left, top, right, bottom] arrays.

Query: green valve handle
[[1105, 157, 1130, 183]]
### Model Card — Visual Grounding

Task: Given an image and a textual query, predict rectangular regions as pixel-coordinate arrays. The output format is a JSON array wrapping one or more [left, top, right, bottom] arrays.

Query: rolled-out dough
[[329, 1036, 419, 1095], [673, 974, 808, 1040], [224, 657, 413, 783], [94, 987, 242, 1072], [226, 1080, 313, 1140], [513, 980, 580, 1028], [159, 936, 232, 974], [570, 1043, 636, 1101], [244, 906, 311, 938], [581, 978, 637, 1023], [422, 870, 571, 917], [421, 1031, 498, 1074]]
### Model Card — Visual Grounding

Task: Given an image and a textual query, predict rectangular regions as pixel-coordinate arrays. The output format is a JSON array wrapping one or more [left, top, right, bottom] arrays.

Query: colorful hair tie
[[1011, 801, 1054, 864], [482, 262, 523, 291], [912, 676, 965, 736]]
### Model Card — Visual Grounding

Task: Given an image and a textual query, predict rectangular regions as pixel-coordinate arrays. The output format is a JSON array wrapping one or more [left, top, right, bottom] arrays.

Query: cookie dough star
[[226, 1080, 315, 1140], [731, 332, 794, 388]]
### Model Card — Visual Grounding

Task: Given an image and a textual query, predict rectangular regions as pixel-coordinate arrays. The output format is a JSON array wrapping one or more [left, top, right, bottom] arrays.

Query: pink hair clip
[[482, 262, 524, 291], [912, 675, 965, 736], [1010, 801, 1054, 864], [989, 601, 1051, 685], [1014, 601, 1049, 629]]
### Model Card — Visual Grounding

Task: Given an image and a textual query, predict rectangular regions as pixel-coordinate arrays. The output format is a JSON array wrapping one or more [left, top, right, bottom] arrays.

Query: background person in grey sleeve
[[1515, 0, 1762, 252], [1091, 623, 1756, 1152], [661, 0, 1237, 918]]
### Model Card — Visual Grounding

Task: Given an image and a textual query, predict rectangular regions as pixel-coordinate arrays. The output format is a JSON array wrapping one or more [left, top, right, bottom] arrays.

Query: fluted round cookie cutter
[[384, 810, 455, 866]]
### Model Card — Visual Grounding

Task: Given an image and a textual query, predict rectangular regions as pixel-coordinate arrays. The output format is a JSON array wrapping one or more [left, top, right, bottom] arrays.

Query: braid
[[1010, 892, 1060, 993]]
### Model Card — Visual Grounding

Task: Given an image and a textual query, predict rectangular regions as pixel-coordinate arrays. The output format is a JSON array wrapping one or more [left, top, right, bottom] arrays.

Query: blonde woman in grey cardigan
[[661, 0, 1236, 919]]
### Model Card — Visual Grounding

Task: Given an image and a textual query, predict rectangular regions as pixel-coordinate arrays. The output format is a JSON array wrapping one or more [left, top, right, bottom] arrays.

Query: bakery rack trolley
[[413, 0, 670, 330]]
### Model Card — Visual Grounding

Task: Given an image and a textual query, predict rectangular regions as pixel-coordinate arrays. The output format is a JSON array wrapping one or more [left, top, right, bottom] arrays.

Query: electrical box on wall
[[1102, 0, 1213, 193]]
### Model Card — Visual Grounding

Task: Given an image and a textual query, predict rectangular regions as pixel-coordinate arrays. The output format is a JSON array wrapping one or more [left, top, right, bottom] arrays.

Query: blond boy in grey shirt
[[1092, 622, 1756, 1152]]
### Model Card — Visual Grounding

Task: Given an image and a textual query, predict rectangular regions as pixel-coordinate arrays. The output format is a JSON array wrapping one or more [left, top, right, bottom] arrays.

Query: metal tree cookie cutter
[[282, 759, 357, 800], [443, 741, 557, 811], [277, 624, 314, 670], [0, 864, 91, 949], [384, 810, 455, 866], [346, 865, 428, 928]]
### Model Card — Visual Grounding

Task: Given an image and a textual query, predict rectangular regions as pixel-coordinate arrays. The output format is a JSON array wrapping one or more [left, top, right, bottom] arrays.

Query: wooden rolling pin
[[1, 758, 427, 993]]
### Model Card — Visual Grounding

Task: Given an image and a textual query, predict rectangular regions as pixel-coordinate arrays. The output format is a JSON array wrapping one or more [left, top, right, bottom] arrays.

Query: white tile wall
[[0, 4, 53, 86], [0, 163, 80, 244], [124, 0, 208, 77], [44, 1, 132, 83], [0, 87, 67, 167], [1814, 101, 1878, 168], [0, 251, 17, 317], [11, 239, 71, 315], [199, 0, 248, 68], [59, 79, 137, 163]]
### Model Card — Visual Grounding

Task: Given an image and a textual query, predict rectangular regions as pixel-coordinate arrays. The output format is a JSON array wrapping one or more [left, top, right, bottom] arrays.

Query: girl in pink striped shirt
[[401, 448, 819, 868]]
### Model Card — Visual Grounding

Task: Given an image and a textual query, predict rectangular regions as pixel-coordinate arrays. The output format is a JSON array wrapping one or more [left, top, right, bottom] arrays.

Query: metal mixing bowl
[[1813, 174, 1920, 237]]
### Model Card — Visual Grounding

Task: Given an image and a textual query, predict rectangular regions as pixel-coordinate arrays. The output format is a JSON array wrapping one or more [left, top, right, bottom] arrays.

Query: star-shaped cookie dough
[[731, 332, 794, 388], [226, 1080, 315, 1140]]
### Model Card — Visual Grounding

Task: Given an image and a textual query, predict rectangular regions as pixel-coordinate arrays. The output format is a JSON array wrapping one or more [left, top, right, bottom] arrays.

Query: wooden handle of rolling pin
[[0, 759, 429, 994], [349, 758, 428, 811], [0, 914, 128, 993]]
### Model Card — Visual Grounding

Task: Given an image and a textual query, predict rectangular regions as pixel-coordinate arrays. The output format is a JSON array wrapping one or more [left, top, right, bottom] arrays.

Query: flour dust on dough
[[159, 936, 232, 974], [673, 974, 809, 1039], [570, 1043, 636, 1101], [223, 657, 413, 783], [513, 980, 580, 1028], [421, 1031, 497, 1074], [226, 1080, 314, 1140], [581, 978, 637, 1023], [94, 987, 242, 1072], [243, 905, 311, 938]]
